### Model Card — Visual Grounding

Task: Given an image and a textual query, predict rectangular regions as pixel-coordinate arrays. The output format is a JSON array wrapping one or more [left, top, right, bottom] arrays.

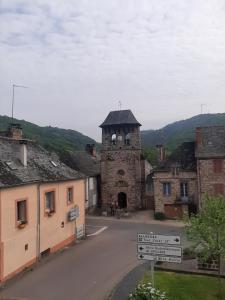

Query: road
[[0, 217, 185, 300]]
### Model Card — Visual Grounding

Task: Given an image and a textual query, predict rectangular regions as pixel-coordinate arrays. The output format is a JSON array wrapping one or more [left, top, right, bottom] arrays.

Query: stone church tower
[[100, 110, 142, 211]]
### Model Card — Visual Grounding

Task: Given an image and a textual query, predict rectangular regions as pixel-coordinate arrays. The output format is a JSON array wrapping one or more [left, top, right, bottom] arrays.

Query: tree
[[185, 195, 225, 298]]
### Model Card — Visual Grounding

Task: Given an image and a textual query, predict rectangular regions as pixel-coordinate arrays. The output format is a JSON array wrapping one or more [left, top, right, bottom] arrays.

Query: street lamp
[[12, 84, 28, 120]]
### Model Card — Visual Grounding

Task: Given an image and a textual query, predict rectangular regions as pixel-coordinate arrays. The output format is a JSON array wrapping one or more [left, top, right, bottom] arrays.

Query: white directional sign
[[138, 233, 181, 245], [138, 253, 182, 263], [138, 244, 182, 257]]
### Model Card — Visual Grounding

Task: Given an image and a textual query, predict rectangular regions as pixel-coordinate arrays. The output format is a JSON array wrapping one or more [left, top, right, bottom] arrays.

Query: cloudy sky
[[1, 0, 225, 141]]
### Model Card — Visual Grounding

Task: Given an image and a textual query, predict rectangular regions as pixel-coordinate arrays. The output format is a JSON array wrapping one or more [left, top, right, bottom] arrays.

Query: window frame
[[44, 190, 56, 216], [180, 182, 188, 199], [15, 199, 28, 228], [162, 182, 171, 196], [67, 186, 74, 205]]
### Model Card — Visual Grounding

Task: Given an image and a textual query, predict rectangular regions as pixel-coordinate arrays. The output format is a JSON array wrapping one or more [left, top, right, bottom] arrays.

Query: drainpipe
[[36, 183, 41, 261]]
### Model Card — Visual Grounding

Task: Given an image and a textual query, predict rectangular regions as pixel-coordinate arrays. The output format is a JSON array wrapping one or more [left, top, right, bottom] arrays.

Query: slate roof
[[100, 110, 141, 127], [155, 142, 196, 172], [60, 151, 100, 177], [0, 137, 85, 188], [195, 126, 225, 158]]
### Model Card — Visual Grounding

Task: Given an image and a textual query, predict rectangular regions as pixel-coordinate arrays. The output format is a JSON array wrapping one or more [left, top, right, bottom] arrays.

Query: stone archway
[[118, 192, 127, 209]]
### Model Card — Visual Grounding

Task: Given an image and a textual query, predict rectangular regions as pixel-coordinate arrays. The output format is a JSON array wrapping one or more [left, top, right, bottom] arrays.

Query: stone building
[[100, 109, 144, 211], [196, 126, 225, 208], [153, 142, 198, 218]]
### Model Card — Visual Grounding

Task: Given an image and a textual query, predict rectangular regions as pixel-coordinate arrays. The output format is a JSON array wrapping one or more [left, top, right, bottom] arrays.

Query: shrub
[[154, 212, 166, 220], [128, 282, 167, 300], [183, 247, 196, 260]]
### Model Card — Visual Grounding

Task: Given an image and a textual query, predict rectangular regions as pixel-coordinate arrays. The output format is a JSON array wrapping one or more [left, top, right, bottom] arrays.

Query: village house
[[153, 142, 198, 218], [60, 144, 101, 213], [195, 126, 225, 208], [153, 125, 225, 219], [0, 124, 86, 283]]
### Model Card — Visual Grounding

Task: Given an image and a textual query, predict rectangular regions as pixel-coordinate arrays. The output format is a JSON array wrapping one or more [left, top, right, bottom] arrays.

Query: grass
[[140, 271, 225, 300]]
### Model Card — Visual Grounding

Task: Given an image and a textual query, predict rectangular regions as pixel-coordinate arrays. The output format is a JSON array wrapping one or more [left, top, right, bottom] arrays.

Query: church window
[[118, 169, 125, 175], [125, 133, 131, 145], [111, 134, 116, 145]]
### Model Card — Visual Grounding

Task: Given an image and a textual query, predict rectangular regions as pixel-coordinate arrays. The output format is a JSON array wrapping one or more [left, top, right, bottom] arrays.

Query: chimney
[[156, 144, 165, 163], [196, 127, 202, 150], [19, 140, 28, 167], [85, 144, 96, 157], [7, 123, 23, 140]]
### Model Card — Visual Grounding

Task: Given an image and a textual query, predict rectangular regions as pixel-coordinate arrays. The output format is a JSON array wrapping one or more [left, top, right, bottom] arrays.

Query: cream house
[[0, 124, 86, 282]]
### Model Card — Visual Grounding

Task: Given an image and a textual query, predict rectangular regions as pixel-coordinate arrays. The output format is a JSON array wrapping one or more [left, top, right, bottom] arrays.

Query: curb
[[108, 262, 149, 300]]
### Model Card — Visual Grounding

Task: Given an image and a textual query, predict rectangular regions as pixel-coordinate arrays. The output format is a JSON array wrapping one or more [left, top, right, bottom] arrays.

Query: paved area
[[0, 213, 185, 300]]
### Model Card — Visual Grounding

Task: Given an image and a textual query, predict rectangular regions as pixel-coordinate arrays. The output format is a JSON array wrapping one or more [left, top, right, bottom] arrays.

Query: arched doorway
[[118, 192, 127, 209]]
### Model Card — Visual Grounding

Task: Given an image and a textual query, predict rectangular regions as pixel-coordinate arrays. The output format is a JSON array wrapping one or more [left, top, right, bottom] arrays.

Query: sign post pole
[[150, 259, 155, 287]]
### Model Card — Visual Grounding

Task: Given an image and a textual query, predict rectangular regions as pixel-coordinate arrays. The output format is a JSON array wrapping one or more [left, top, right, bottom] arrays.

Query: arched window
[[125, 133, 131, 145], [111, 133, 116, 145]]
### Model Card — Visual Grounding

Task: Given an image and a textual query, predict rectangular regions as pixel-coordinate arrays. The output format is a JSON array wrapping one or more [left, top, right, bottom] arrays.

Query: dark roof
[[60, 151, 100, 177], [100, 110, 141, 127], [196, 126, 225, 158], [155, 142, 196, 172], [0, 137, 85, 188]]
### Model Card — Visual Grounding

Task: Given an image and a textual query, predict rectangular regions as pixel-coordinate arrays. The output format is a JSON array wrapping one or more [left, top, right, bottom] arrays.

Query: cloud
[[1, 0, 225, 140]]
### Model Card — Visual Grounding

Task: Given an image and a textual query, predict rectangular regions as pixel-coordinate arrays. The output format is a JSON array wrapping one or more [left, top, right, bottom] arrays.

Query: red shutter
[[214, 184, 224, 196], [213, 159, 223, 173]]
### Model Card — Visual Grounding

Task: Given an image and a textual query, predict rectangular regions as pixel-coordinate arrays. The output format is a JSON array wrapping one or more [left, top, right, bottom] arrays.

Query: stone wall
[[198, 158, 225, 207], [153, 170, 197, 215], [101, 149, 142, 211]]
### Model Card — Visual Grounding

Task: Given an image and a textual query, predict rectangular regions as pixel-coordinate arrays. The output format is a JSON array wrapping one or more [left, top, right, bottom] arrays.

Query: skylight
[[51, 161, 58, 167], [5, 161, 17, 170]]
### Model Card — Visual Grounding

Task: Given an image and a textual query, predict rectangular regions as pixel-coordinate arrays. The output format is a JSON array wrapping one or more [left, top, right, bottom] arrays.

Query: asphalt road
[[0, 217, 185, 300]]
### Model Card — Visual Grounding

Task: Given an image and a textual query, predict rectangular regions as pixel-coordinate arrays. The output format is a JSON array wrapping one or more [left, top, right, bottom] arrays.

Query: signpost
[[137, 232, 182, 287], [138, 233, 181, 245]]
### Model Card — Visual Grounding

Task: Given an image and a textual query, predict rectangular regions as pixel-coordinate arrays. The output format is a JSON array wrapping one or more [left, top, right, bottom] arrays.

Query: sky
[[1, 0, 225, 141]]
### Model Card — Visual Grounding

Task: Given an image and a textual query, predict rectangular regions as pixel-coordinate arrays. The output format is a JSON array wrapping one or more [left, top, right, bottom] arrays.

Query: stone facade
[[153, 170, 197, 218], [100, 110, 143, 211], [196, 126, 225, 207]]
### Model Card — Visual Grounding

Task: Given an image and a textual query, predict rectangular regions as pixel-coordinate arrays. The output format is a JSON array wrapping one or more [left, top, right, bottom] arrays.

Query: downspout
[[36, 183, 41, 261]]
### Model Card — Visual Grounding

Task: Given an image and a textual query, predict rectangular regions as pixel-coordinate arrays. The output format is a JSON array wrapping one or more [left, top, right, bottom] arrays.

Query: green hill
[[141, 113, 225, 151], [0, 115, 100, 154]]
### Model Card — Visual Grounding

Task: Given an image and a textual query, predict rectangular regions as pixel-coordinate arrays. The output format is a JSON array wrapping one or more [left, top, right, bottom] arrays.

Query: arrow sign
[[137, 253, 182, 263], [137, 244, 182, 257], [138, 233, 181, 245]]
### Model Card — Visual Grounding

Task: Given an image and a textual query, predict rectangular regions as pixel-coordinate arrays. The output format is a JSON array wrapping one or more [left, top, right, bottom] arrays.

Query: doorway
[[118, 192, 127, 209]]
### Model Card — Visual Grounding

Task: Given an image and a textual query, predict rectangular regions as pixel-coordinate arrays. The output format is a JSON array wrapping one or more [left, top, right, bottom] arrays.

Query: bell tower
[[100, 110, 142, 212]]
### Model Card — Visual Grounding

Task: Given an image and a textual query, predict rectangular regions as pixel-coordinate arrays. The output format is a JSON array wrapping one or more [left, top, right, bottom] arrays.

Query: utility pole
[[12, 84, 28, 120]]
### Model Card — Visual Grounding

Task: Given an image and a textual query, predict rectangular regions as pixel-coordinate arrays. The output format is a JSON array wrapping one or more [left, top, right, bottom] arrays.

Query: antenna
[[200, 104, 206, 114], [12, 84, 28, 120], [118, 101, 122, 110]]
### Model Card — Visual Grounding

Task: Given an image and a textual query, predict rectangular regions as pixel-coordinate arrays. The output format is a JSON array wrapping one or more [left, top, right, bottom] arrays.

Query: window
[[180, 182, 188, 199], [125, 133, 131, 145], [17, 200, 27, 225], [214, 184, 224, 196], [45, 191, 55, 213], [117, 169, 125, 175], [111, 134, 116, 145], [67, 187, 74, 204], [163, 182, 171, 196], [213, 159, 223, 174]]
